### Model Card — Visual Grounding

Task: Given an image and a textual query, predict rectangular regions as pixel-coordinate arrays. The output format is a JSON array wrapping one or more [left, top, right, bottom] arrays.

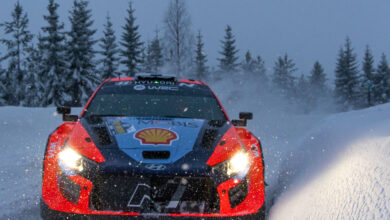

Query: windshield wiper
[[87, 114, 126, 117], [160, 115, 193, 119]]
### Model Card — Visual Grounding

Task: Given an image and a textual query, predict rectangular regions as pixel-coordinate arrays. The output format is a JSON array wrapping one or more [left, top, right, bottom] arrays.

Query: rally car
[[41, 74, 265, 219]]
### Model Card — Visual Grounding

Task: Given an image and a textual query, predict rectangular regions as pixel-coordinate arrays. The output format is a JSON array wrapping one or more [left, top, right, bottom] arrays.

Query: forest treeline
[[0, 0, 389, 112]]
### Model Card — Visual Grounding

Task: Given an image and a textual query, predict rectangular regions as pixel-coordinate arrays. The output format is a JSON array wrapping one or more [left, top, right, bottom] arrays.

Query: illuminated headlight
[[58, 148, 83, 172], [227, 152, 250, 177]]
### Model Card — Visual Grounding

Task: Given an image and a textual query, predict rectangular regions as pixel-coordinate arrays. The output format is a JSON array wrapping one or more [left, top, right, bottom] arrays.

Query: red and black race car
[[41, 74, 265, 219]]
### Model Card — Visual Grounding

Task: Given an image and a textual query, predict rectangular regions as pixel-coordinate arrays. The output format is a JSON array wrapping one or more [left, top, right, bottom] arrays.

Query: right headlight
[[58, 147, 84, 172]]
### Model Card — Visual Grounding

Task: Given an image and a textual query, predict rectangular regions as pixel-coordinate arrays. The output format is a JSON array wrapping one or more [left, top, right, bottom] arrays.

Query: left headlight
[[58, 148, 84, 172], [227, 152, 250, 176]]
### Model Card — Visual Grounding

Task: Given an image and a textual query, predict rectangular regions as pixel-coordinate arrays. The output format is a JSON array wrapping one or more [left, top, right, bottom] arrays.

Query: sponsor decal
[[178, 82, 195, 87], [47, 138, 62, 159], [112, 120, 126, 134], [115, 81, 131, 86], [134, 128, 178, 145], [145, 164, 167, 171], [147, 85, 178, 91], [132, 80, 176, 85], [132, 84, 178, 91], [127, 184, 151, 208], [133, 85, 146, 91], [137, 119, 199, 128], [109, 120, 136, 135]]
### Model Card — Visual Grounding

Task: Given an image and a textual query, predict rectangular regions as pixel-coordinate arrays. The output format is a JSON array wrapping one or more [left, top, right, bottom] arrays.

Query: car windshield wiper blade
[[160, 115, 193, 119], [88, 114, 126, 117]]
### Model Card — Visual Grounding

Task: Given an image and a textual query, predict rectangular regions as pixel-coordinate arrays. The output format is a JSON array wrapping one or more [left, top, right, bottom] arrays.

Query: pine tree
[[141, 42, 153, 73], [253, 55, 268, 83], [164, 0, 193, 78], [242, 51, 255, 73], [309, 61, 327, 95], [360, 46, 375, 107], [0, 2, 33, 105], [273, 54, 297, 95], [121, 2, 143, 76], [149, 31, 164, 73], [373, 54, 390, 104], [65, 0, 98, 106], [24, 37, 45, 107], [41, 0, 67, 106], [297, 74, 310, 112], [306, 61, 327, 110], [218, 25, 239, 72], [99, 14, 120, 79], [0, 57, 5, 105], [334, 37, 360, 109], [194, 31, 208, 80]]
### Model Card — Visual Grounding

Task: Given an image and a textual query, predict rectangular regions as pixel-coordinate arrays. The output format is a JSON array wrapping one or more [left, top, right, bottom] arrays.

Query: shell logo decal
[[134, 128, 178, 145]]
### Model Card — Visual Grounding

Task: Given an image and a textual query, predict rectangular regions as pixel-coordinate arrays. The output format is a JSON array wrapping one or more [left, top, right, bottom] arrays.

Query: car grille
[[89, 175, 220, 213]]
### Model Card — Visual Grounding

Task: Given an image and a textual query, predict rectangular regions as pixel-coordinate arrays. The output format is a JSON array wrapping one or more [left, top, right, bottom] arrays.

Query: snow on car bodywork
[[41, 74, 265, 219]]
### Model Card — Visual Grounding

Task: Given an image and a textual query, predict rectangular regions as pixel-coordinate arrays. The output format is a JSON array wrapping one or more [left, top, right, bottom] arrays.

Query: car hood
[[79, 116, 231, 166], [105, 117, 204, 164]]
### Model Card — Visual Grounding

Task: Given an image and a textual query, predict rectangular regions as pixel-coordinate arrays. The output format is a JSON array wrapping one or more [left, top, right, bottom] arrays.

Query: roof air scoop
[[135, 73, 177, 82]]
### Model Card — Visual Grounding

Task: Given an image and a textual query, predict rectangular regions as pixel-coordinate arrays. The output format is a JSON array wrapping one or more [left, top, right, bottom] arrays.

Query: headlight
[[58, 148, 83, 172], [227, 152, 250, 176]]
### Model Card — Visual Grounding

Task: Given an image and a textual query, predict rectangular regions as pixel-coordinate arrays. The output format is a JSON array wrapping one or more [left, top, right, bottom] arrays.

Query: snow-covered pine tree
[[297, 74, 310, 112], [141, 42, 153, 73], [99, 14, 120, 79], [24, 36, 45, 107], [360, 45, 375, 107], [65, 0, 98, 107], [306, 61, 327, 110], [0, 1, 33, 105], [41, 0, 67, 107], [272, 54, 297, 96], [309, 61, 327, 95], [0, 57, 5, 105], [253, 55, 268, 83], [194, 31, 208, 80], [164, 0, 193, 78], [241, 51, 255, 73], [218, 25, 239, 73], [121, 2, 143, 76], [149, 31, 164, 73], [334, 37, 360, 109], [373, 54, 390, 104]]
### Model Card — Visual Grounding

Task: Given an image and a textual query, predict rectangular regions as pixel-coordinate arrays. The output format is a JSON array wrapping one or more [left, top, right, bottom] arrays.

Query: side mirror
[[232, 112, 253, 127], [239, 112, 253, 120], [232, 120, 247, 127], [56, 106, 78, 122], [56, 107, 71, 114]]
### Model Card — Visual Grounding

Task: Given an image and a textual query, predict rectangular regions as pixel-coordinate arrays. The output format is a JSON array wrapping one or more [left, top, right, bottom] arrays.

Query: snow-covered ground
[[0, 80, 389, 219], [0, 107, 64, 219], [269, 104, 390, 219]]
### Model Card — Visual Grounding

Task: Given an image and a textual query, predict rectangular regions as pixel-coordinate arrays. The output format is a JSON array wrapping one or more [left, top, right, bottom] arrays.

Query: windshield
[[84, 81, 227, 121]]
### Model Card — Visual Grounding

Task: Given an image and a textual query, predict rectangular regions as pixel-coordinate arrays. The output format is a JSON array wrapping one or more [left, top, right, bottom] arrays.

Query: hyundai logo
[[145, 164, 167, 171]]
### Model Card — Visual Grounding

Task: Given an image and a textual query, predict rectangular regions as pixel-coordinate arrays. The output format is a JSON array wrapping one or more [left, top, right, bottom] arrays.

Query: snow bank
[[269, 103, 390, 219], [0, 107, 79, 219]]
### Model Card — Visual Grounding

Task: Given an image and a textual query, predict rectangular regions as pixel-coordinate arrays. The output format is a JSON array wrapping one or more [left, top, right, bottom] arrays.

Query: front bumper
[[42, 164, 264, 218], [40, 198, 265, 219]]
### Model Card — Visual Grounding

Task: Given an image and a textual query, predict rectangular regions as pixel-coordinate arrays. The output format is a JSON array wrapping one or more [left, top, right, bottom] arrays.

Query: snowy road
[[1, 94, 389, 219]]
